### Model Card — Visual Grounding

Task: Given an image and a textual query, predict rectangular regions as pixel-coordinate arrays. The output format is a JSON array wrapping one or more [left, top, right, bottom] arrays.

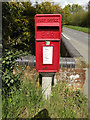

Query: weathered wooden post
[[35, 14, 62, 99]]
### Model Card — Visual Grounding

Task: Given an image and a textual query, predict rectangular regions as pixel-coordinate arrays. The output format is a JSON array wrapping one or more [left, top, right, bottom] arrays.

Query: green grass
[[64, 25, 90, 34], [0, 89, 2, 119], [2, 67, 88, 119], [2, 72, 43, 118], [42, 81, 88, 118]]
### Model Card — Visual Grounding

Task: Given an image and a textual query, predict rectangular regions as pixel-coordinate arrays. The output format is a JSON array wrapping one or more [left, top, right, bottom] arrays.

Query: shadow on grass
[[31, 109, 51, 120]]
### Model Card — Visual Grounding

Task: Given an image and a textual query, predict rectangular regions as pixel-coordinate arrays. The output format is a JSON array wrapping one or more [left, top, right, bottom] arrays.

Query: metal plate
[[43, 46, 53, 64]]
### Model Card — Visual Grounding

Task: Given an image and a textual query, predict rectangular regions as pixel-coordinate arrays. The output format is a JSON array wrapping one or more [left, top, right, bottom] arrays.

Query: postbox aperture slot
[[37, 26, 59, 31]]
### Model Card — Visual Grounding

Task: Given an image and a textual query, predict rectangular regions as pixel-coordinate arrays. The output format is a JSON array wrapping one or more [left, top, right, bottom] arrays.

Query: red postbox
[[35, 14, 62, 72]]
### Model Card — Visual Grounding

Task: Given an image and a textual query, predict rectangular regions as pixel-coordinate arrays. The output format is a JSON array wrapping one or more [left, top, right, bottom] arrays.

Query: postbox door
[[36, 41, 60, 72]]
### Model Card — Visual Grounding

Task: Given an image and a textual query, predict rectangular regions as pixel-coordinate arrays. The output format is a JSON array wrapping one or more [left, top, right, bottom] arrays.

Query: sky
[[31, 0, 89, 8]]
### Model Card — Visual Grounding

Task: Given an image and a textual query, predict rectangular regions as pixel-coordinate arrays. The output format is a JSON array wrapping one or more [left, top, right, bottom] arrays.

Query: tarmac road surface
[[62, 27, 89, 62]]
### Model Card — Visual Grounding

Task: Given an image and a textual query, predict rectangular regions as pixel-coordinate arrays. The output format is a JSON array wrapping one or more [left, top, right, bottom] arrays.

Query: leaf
[[7, 83, 10, 87], [2, 61, 5, 63], [10, 79, 14, 84]]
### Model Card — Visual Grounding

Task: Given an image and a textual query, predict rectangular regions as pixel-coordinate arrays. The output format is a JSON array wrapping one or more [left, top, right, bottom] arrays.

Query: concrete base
[[42, 77, 52, 100]]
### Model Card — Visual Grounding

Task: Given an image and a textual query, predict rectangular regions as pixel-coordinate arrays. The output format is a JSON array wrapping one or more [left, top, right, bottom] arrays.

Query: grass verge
[[64, 25, 90, 34], [2, 66, 88, 119]]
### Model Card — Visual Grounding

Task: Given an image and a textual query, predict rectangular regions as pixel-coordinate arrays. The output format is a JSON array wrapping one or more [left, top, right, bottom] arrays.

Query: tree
[[36, 2, 62, 14], [2, 2, 24, 49], [88, 1, 90, 28], [2, 2, 36, 54], [71, 4, 84, 14], [63, 4, 86, 26], [2, 2, 12, 49]]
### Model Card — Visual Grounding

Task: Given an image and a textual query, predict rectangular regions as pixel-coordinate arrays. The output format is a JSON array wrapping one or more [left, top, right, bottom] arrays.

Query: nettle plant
[[2, 49, 25, 93]]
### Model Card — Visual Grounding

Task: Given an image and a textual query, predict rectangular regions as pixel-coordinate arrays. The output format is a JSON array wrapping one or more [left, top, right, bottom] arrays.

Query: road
[[62, 27, 89, 100], [62, 27, 89, 62]]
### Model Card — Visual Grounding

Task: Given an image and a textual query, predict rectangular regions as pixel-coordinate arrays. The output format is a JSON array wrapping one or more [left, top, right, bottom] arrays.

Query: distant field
[[64, 25, 90, 34]]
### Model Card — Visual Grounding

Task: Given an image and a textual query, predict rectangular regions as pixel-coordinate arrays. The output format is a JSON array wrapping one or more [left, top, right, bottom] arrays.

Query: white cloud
[[30, 0, 89, 8], [54, 0, 89, 8]]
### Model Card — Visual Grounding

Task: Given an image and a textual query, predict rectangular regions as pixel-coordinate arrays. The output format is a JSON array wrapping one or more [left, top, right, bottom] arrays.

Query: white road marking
[[62, 33, 71, 40]]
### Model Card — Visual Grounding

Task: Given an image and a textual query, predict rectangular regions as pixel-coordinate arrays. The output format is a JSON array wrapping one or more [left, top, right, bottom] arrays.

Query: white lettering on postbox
[[38, 18, 59, 23]]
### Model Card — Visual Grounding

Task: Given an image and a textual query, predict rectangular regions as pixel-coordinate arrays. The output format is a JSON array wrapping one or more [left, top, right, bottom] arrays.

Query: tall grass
[[2, 75, 43, 118], [2, 74, 88, 118], [41, 81, 88, 118]]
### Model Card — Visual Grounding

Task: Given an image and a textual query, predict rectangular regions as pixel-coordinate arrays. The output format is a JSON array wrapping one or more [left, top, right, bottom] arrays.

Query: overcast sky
[[31, 0, 89, 8]]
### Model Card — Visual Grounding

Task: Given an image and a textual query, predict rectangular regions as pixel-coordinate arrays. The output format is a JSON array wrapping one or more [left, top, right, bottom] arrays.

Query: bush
[[2, 49, 29, 93], [66, 11, 88, 27], [2, 74, 42, 118]]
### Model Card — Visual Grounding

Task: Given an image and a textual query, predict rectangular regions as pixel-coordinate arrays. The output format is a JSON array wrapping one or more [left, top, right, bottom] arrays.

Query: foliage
[[69, 4, 84, 14], [67, 11, 88, 27], [2, 76, 88, 118], [36, 2, 62, 14], [2, 74, 43, 118], [2, 2, 35, 54], [62, 4, 71, 24], [42, 81, 88, 118], [88, 1, 90, 28], [2, 2, 11, 49], [2, 49, 29, 93], [63, 4, 88, 27]]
